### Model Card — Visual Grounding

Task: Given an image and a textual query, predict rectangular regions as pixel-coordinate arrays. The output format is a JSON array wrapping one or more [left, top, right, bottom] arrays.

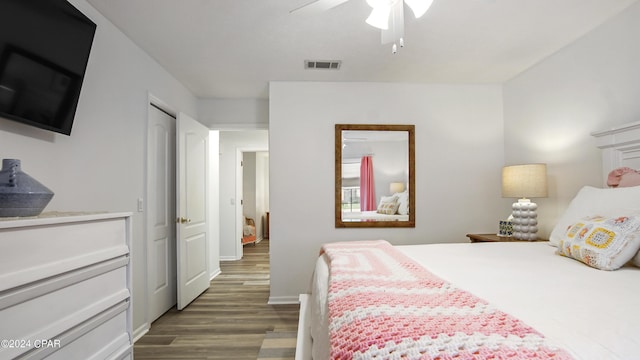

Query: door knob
[[177, 217, 191, 224]]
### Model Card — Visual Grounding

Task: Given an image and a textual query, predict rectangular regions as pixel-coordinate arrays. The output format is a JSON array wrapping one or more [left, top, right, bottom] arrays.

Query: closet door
[[176, 112, 210, 310], [146, 104, 176, 321]]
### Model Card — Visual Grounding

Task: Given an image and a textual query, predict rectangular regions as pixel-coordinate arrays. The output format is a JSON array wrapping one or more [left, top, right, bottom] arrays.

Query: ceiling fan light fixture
[[366, 6, 391, 30], [364, 0, 432, 52], [404, 0, 433, 18]]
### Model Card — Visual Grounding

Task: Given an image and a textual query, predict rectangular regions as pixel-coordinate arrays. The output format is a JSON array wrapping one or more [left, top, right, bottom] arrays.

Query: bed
[[296, 121, 640, 360], [307, 240, 640, 359], [341, 210, 409, 222]]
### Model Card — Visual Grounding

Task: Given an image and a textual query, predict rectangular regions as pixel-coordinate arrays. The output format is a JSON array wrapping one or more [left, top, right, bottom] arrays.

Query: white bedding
[[340, 210, 409, 222], [308, 242, 640, 360]]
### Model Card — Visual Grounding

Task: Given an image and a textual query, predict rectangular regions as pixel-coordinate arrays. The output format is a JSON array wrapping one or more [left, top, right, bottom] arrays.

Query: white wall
[[218, 130, 269, 260], [0, 0, 198, 338], [269, 82, 505, 302], [198, 98, 268, 129], [503, 1, 640, 238]]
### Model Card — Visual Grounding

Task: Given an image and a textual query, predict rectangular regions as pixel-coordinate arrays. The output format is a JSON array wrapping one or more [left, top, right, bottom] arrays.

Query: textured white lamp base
[[510, 198, 538, 241]]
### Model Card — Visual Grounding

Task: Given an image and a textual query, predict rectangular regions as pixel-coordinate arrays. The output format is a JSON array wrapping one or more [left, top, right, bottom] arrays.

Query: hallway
[[134, 240, 299, 359]]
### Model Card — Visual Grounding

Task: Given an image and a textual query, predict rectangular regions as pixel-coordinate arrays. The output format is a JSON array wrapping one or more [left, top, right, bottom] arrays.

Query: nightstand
[[466, 233, 548, 243]]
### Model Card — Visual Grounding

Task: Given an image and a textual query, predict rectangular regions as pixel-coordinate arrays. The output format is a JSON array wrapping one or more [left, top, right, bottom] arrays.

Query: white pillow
[[394, 191, 409, 215], [378, 195, 397, 205], [633, 253, 640, 267], [549, 186, 640, 247], [556, 215, 640, 270]]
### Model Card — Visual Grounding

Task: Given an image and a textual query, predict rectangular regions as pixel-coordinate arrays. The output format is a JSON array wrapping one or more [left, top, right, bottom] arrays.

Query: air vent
[[305, 60, 341, 70]]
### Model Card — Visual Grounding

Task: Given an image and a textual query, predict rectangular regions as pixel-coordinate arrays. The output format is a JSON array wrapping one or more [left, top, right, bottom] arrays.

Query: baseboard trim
[[209, 268, 221, 281], [267, 295, 300, 305], [132, 322, 149, 343], [220, 256, 239, 261]]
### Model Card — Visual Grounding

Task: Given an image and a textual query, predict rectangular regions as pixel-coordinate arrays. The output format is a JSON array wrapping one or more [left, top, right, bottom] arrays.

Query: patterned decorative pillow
[[548, 185, 640, 247], [556, 215, 640, 270], [377, 196, 399, 215]]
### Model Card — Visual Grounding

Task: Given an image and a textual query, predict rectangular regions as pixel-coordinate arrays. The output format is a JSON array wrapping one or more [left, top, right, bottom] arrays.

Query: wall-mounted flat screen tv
[[0, 0, 96, 136]]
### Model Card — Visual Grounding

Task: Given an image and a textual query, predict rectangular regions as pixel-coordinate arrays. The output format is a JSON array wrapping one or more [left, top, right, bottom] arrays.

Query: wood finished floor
[[134, 239, 299, 360]]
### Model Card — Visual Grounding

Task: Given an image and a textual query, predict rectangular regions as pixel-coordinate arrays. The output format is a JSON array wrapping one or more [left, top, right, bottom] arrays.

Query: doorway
[[240, 151, 270, 248], [218, 130, 269, 261], [145, 99, 220, 325]]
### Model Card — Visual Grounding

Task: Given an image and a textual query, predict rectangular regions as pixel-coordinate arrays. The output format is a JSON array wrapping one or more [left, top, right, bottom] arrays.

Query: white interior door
[[176, 112, 210, 310], [146, 104, 177, 321]]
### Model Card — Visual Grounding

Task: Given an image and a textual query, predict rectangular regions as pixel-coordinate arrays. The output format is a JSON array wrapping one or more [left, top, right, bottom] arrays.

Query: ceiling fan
[[291, 0, 434, 53]]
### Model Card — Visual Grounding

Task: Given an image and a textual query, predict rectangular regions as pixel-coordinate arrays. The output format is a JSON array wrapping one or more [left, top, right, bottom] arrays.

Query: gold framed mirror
[[335, 124, 415, 228]]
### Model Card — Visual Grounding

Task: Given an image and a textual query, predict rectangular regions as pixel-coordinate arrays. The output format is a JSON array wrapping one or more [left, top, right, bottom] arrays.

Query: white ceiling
[[86, 0, 638, 99]]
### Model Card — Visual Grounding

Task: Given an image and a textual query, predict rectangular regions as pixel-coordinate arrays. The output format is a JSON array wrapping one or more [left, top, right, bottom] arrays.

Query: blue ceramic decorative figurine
[[0, 159, 54, 217]]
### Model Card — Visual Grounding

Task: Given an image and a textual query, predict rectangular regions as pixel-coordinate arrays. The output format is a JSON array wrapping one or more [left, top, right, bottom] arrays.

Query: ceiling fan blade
[[289, 0, 351, 15]]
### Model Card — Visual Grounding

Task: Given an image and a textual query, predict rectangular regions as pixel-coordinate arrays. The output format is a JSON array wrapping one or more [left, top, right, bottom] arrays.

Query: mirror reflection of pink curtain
[[360, 156, 376, 211]]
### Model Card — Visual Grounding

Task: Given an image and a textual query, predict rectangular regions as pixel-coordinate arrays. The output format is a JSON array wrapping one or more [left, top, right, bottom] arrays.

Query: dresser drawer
[[0, 217, 129, 292], [0, 266, 129, 359], [29, 308, 132, 360]]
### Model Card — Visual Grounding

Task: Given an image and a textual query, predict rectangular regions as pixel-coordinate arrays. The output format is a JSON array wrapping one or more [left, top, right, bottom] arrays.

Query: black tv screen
[[0, 0, 96, 135]]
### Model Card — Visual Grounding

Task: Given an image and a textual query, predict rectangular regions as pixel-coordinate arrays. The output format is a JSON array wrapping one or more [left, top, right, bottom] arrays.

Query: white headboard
[[592, 120, 640, 185]]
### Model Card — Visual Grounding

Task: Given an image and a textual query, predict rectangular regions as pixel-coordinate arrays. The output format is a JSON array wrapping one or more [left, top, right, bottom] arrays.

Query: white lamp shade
[[390, 182, 405, 193], [404, 0, 434, 18], [502, 164, 548, 198]]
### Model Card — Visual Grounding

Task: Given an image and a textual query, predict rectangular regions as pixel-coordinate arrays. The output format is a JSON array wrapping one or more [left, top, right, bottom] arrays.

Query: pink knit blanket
[[321, 240, 574, 360]]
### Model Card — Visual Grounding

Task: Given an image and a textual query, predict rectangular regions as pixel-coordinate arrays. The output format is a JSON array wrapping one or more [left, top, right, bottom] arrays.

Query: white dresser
[[0, 212, 133, 360]]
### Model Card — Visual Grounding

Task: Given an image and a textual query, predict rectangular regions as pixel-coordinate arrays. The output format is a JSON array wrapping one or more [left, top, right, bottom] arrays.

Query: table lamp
[[501, 164, 548, 240], [390, 182, 405, 194]]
